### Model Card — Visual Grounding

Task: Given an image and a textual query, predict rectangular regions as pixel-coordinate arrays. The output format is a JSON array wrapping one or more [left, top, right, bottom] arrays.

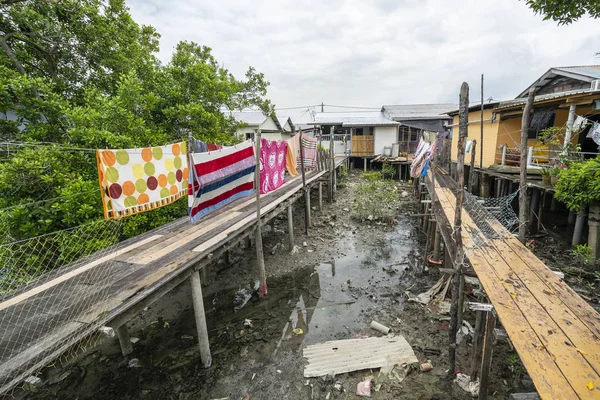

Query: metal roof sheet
[[231, 111, 267, 126], [312, 111, 399, 126], [382, 103, 456, 120], [496, 88, 600, 110], [554, 65, 600, 80]]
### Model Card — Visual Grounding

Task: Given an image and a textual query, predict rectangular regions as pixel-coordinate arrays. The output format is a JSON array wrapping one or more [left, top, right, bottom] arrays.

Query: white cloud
[[127, 0, 600, 121]]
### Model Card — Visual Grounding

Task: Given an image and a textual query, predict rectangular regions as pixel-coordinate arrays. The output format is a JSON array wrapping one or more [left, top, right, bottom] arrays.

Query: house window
[[368, 126, 374, 135], [246, 132, 255, 140], [356, 128, 364, 135]]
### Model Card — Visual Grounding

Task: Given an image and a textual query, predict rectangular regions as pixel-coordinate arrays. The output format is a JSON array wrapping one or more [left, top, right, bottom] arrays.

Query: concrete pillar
[[588, 203, 600, 258], [190, 270, 212, 368], [116, 324, 133, 356], [364, 158, 367, 172], [433, 227, 442, 260], [568, 211, 576, 226], [572, 210, 587, 247]]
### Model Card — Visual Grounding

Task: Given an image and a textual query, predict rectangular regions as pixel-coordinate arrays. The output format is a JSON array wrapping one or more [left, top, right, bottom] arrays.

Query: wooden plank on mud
[[303, 336, 418, 378], [435, 185, 596, 399]]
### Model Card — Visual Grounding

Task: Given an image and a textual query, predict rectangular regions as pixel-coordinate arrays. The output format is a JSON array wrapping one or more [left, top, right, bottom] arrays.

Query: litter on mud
[[302, 336, 418, 378]]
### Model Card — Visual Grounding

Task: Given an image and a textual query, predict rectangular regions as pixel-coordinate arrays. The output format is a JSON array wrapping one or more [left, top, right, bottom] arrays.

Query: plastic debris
[[244, 319, 253, 328], [356, 379, 372, 397], [23, 376, 43, 391], [292, 328, 304, 336], [277, 370, 282, 374], [370, 320, 390, 335], [128, 358, 140, 368], [99, 326, 115, 337], [291, 245, 300, 254], [420, 361, 433, 372], [334, 382, 342, 391], [130, 337, 140, 344], [587, 381, 595, 390], [454, 373, 479, 397]]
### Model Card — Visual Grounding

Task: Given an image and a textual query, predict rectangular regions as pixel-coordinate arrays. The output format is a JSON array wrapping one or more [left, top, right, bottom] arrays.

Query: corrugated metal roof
[[554, 65, 600, 80], [382, 104, 456, 120], [496, 88, 600, 110], [312, 111, 399, 126], [277, 114, 293, 131], [231, 111, 268, 126], [446, 101, 502, 116]]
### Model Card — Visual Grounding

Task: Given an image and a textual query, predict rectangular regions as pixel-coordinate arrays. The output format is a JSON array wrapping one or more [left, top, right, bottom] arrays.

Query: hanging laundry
[[189, 140, 255, 224], [573, 115, 587, 133], [286, 134, 300, 177], [590, 122, 600, 146], [207, 143, 223, 151], [465, 140, 472, 154], [297, 135, 318, 170], [96, 142, 188, 219], [260, 138, 288, 194], [190, 137, 208, 153]]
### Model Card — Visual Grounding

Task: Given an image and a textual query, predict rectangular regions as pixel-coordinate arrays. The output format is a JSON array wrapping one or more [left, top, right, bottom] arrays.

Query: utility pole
[[321, 102, 324, 113]]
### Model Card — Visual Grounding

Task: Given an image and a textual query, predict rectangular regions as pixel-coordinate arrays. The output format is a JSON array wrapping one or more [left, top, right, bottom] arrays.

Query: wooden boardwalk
[[0, 157, 346, 394], [429, 170, 600, 399]]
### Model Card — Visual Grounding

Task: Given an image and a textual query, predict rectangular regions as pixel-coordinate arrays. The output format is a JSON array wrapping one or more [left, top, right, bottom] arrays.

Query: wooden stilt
[[115, 324, 133, 356], [550, 196, 558, 211], [305, 186, 312, 230], [330, 132, 335, 202], [457, 274, 465, 327], [573, 210, 587, 247], [537, 190, 544, 232], [364, 157, 367, 172], [528, 188, 540, 234], [254, 130, 267, 296], [190, 270, 212, 368], [518, 87, 536, 243], [245, 237, 251, 249], [470, 295, 486, 380], [201, 265, 209, 285], [433, 227, 442, 260], [448, 82, 469, 380], [318, 181, 323, 211], [478, 311, 497, 400], [287, 204, 294, 251], [224, 250, 231, 266]]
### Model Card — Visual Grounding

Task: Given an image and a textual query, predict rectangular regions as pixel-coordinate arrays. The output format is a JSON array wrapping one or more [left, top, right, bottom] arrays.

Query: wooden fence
[[351, 136, 374, 157]]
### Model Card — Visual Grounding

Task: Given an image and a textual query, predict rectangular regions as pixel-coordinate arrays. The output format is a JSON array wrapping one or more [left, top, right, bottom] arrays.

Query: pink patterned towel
[[260, 138, 288, 194]]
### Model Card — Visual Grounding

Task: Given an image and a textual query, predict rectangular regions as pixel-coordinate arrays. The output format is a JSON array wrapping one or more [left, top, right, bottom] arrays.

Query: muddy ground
[[19, 171, 529, 400]]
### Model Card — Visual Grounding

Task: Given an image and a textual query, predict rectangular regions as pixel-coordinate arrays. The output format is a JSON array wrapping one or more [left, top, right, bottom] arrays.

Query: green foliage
[[353, 174, 399, 222], [540, 167, 550, 176], [381, 162, 396, 180], [506, 354, 525, 386], [572, 244, 595, 267], [523, 0, 600, 24], [0, 0, 273, 282], [554, 157, 600, 211], [337, 165, 348, 188]]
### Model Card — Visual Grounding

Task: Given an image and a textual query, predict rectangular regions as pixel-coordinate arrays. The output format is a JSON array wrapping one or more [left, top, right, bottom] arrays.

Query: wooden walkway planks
[[0, 157, 346, 395], [430, 173, 600, 399]]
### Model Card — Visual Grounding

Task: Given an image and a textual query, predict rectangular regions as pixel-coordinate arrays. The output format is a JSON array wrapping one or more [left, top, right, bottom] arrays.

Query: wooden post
[[457, 274, 465, 326], [254, 129, 267, 296], [480, 74, 484, 169], [299, 131, 309, 235], [433, 227, 442, 260], [201, 265, 209, 285], [528, 188, 540, 234], [115, 324, 133, 356], [330, 128, 335, 201], [364, 157, 367, 172], [190, 270, 212, 368], [287, 204, 294, 251], [537, 190, 544, 232], [448, 82, 469, 380], [306, 186, 312, 228], [518, 87, 536, 243], [318, 181, 323, 211], [470, 295, 486, 380], [245, 237, 252, 249], [468, 140, 477, 193], [478, 311, 497, 400]]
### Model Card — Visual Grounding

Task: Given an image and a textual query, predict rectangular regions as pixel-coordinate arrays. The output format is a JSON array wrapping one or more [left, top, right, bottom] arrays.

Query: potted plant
[[540, 168, 551, 186], [550, 167, 559, 186]]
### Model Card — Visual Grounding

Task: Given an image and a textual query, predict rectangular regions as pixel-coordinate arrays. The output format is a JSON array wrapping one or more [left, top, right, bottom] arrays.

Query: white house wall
[[373, 126, 398, 155], [260, 117, 279, 131], [261, 132, 283, 141]]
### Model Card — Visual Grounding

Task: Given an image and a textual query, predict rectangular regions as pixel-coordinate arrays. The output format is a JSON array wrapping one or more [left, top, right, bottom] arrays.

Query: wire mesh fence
[[0, 203, 123, 394]]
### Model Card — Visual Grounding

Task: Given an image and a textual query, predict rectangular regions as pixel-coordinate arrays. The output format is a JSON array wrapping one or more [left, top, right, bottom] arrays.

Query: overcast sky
[[127, 0, 600, 121]]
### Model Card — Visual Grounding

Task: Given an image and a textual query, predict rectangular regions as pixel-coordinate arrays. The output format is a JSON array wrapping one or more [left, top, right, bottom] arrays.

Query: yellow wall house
[[449, 65, 600, 168]]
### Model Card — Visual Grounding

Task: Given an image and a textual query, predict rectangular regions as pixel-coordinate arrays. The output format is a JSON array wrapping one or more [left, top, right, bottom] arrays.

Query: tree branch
[[0, 33, 25, 74]]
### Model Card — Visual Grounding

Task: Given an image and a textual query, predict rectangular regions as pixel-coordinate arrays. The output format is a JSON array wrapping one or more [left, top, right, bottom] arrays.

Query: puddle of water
[[274, 216, 422, 348]]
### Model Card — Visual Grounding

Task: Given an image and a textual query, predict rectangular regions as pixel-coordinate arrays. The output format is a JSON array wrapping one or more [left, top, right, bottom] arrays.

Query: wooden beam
[[287, 204, 294, 251]]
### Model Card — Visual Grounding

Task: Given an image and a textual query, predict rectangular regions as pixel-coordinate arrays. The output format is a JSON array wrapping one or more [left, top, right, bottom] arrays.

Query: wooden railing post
[[254, 129, 267, 296]]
